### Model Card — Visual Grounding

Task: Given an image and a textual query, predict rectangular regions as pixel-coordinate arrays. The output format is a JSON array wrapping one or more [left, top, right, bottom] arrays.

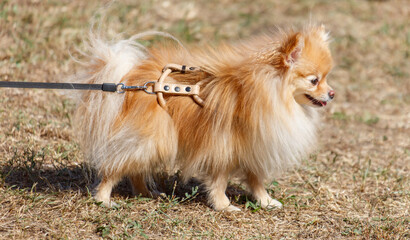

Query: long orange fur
[[74, 25, 334, 211]]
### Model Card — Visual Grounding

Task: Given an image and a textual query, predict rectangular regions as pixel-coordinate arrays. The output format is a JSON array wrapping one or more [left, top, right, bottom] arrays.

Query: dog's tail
[[72, 33, 148, 172], [72, 30, 183, 174]]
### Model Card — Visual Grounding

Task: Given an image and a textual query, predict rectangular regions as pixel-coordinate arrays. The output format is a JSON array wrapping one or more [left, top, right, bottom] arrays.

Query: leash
[[0, 63, 205, 109], [0, 81, 119, 92]]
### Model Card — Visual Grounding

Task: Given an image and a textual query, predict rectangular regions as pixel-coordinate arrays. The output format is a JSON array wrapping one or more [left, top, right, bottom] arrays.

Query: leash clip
[[116, 82, 156, 94]]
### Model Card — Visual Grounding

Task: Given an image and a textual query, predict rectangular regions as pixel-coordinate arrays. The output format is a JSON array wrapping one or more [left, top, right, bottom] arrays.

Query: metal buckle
[[116, 83, 125, 94], [143, 81, 156, 94]]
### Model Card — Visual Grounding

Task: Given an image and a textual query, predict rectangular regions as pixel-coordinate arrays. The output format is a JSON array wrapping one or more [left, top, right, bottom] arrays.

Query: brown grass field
[[0, 0, 409, 239]]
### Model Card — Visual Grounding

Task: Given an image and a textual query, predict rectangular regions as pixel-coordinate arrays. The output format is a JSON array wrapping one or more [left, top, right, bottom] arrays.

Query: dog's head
[[284, 26, 334, 107], [259, 25, 335, 107]]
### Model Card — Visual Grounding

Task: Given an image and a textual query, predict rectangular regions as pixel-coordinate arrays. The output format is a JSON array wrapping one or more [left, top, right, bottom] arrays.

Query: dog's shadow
[[1, 155, 248, 207]]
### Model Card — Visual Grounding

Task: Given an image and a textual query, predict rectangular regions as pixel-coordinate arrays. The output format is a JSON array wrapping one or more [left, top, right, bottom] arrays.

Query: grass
[[0, 0, 409, 239]]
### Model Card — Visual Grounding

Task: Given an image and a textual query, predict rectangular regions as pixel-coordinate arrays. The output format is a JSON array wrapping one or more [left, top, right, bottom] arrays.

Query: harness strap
[[153, 82, 200, 96], [154, 64, 204, 109]]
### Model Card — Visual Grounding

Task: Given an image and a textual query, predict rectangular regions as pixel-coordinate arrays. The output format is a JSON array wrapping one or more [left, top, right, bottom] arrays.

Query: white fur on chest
[[247, 81, 319, 180]]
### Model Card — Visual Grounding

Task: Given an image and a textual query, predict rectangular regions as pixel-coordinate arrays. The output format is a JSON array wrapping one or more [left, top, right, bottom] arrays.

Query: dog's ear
[[280, 32, 304, 67], [256, 31, 305, 71], [318, 24, 330, 43]]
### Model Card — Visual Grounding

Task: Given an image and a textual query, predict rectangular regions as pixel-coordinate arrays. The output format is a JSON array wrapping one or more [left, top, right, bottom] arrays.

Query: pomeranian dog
[[73, 24, 334, 211]]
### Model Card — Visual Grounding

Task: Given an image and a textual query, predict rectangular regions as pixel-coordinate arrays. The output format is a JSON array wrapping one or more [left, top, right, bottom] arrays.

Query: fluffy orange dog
[[74, 25, 334, 211]]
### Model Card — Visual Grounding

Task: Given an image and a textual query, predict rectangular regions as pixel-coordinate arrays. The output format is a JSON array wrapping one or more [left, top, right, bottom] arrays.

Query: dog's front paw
[[95, 196, 119, 208], [260, 197, 282, 209], [224, 204, 241, 212], [214, 204, 241, 212], [96, 199, 119, 208], [108, 201, 120, 208]]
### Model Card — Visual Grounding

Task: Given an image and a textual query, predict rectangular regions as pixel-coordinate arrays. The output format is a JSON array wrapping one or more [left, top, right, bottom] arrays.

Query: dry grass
[[0, 0, 409, 239]]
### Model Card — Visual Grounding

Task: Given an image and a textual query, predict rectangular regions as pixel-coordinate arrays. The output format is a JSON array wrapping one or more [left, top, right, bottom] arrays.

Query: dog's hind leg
[[129, 173, 151, 197], [95, 174, 122, 207], [129, 173, 166, 199], [246, 172, 282, 209]]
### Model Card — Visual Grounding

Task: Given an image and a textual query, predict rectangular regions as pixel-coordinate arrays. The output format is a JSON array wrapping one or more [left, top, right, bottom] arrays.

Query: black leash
[[0, 81, 118, 92]]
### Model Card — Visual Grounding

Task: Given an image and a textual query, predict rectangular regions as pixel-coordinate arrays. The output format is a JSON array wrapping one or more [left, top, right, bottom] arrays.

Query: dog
[[73, 25, 334, 211]]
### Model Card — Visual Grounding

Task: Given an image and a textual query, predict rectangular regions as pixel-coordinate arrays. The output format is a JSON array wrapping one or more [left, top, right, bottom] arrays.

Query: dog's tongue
[[321, 101, 327, 106]]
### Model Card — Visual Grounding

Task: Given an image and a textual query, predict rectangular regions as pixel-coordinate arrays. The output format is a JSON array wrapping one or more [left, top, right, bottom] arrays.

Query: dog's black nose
[[328, 90, 335, 99]]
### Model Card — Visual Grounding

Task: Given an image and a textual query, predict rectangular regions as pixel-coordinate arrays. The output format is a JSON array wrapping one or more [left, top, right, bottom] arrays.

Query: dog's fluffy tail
[[73, 33, 148, 172]]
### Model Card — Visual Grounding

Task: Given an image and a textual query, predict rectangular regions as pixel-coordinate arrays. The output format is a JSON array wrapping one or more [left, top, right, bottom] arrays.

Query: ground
[[0, 0, 408, 239]]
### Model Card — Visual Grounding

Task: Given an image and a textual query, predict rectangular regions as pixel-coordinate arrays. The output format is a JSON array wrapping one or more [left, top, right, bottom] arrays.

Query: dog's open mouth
[[305, 94, 327, 107]]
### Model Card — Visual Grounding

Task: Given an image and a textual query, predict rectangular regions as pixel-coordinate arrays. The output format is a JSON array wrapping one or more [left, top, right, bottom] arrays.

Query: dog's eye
[[310, 78, 319, 85]]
